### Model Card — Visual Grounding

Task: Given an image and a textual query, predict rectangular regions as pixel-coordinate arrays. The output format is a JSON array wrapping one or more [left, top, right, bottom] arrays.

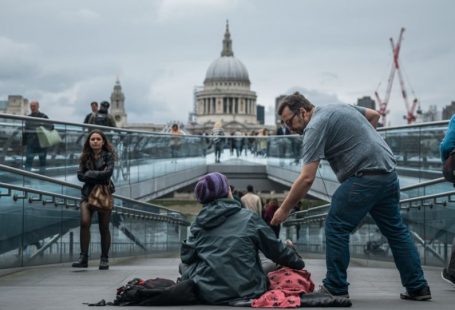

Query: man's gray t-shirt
[[302, 104, 396, 183]]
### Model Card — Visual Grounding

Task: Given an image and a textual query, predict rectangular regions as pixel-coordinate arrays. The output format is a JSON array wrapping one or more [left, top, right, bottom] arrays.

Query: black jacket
[[180, 199, 305, 305], [77, 151, 115, 200], [22, 112, 53, 148], [88, 107, 116, 127]]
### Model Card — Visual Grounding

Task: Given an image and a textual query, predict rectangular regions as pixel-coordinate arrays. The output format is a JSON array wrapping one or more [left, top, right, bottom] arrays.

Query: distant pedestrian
[[83, 101, 98, 124], [88, 101, 116, 127], [72, 129, 116, 270], [212, 121, 225, 163], [170, 123, 183, 162], [276, 120, 292, 165], [22, 100, 53, 173], [241, 184, 262, 216]]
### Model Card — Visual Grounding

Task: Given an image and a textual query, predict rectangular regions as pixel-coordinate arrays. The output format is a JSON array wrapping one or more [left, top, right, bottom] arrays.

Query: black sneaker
[[316, 285, 350, 299], [400, 285, 431, 301], [441, 268, 455, 286]]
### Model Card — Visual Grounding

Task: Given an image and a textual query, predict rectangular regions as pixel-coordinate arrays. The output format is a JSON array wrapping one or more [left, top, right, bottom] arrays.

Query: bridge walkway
[[0, 256, 453, 310]]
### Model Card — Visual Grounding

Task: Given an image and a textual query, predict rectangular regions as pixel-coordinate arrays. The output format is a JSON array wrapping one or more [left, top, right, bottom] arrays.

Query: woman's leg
[[80, 201, 93, 255], [98, 210, 112, 258], [72, 202, 92, 267]]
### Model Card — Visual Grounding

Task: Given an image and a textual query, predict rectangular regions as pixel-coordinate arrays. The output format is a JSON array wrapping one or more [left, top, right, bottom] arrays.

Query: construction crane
[[374, 27, 421, 126]]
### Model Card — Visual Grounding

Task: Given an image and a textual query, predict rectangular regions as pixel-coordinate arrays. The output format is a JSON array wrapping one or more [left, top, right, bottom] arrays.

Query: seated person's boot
[[72, 254, 88, 268]]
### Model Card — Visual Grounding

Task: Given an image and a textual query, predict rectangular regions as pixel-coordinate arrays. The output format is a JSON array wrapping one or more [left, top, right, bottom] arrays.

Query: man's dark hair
[[90, 101, 98, 107], [277, 92, 314, 116], [247, 185, 254, 192]]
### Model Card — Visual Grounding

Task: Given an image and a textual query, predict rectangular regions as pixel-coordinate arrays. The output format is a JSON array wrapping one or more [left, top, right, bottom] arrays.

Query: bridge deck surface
[[0, 255, 453, 309]]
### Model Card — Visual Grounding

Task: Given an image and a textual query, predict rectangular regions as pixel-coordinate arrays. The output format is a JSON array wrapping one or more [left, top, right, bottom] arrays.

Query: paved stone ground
[[0, 255, 454, 310]]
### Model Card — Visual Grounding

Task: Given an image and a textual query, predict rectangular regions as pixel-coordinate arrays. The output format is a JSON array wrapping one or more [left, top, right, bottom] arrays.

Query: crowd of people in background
[[227, 183, 301, 239], [200, 121, 302, 164]]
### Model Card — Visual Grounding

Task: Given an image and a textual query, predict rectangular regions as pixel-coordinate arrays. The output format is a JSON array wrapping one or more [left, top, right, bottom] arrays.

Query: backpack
[[443, 150, 455, 184], [93, 112, 109, 126]]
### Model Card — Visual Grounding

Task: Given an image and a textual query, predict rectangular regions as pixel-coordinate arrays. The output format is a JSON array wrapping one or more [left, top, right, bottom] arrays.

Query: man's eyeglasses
[[284, 112, 298, 128]]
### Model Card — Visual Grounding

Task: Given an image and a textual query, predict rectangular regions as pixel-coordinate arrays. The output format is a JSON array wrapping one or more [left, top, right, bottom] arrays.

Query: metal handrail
[[0, 181, 189, 225], [400, 177, 446, 191], [2, 112, 449, 137], [377, 119, 449, 131], [0, 163, 187, 217], [284, 190, 455, 226], [287, 178, 451, 219], [0, 112, 178, 137], [399, 190, 455, 205]]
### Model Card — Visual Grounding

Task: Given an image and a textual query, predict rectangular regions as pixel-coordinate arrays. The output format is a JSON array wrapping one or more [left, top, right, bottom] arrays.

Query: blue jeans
[[322, 171, 428, 295]]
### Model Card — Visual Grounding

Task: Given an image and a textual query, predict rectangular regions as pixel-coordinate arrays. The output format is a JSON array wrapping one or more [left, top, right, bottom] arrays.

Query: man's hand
[[271, 161, 319, 226], [271, 207, 291, 226]]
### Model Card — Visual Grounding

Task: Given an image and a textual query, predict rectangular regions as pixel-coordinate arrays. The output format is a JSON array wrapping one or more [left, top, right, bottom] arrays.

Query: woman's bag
[[36, 126, 62, 148], [88, 184, 113, 210], [443, 150, 455, 183]]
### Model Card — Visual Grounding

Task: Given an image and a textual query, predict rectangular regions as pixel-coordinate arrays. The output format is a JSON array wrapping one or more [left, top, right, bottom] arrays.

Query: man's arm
[[270, 161, 319, 225], [355, 106, 380, 128], [363, 108, 380, 128]]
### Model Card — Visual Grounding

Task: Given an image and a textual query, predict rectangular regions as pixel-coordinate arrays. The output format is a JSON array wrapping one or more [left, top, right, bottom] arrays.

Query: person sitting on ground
[[179, 172, 305, 305]]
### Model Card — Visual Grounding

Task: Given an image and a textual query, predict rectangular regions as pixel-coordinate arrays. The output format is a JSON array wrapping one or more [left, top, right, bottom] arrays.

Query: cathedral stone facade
[[188, 22, 261, 134], [110, 78, 128, 128]]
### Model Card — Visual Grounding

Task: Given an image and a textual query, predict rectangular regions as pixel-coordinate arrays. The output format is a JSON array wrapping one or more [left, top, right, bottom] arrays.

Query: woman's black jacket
[[77, 151, 115, 200]]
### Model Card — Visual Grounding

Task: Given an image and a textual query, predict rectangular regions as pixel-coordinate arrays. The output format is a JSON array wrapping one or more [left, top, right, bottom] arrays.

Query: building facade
[[356, 96, 376, 110], [442, 101, 455, 120], [110, 79, 128, 127], [188, 21, 261, 134], [0, 95, 29, 115], [420, 105, 441, 122]]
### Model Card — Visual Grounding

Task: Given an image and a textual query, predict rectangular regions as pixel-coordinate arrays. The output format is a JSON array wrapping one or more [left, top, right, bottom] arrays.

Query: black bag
[[443, 150, 455, 183], [113, 277, 198, 306]]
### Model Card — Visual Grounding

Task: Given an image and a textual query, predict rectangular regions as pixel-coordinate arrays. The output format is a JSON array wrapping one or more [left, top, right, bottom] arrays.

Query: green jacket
[[180, 198, 305, 305]]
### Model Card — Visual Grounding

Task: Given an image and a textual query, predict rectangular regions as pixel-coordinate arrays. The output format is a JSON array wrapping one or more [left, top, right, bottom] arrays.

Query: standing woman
[[72, 129, 116, 270]]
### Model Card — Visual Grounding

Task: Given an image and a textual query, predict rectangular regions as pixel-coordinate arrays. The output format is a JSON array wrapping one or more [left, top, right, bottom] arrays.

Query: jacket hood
[[193, 199, 241, 231]]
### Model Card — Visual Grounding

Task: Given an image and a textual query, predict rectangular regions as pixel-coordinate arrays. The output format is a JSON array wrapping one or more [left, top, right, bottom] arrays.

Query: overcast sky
[[0, 0, 453, 126]]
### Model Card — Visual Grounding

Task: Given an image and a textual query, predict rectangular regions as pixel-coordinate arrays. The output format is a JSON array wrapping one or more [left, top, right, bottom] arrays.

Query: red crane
[[375, 27, 421, 126]]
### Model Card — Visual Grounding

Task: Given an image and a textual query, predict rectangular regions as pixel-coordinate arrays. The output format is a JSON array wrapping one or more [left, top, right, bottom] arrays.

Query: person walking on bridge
[[22, 100, 53, 173], [271, 92, 431, 301]]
